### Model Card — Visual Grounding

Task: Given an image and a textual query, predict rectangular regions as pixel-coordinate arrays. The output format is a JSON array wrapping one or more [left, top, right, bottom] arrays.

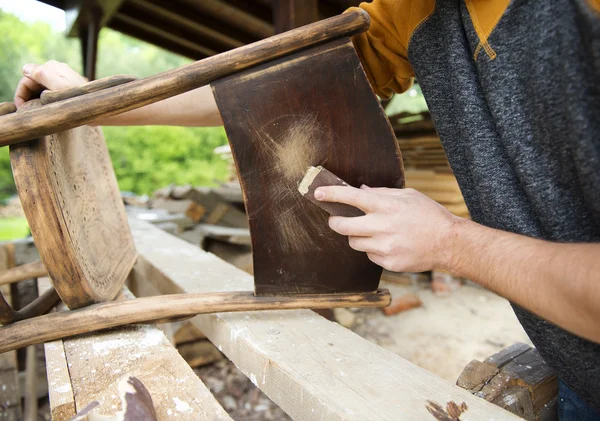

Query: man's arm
[[14, 61, 223, 126], [315, 185, 600, 343]]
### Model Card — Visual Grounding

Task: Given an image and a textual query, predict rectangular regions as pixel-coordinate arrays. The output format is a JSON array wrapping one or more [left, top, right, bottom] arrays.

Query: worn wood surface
[[456, 343, 557, 421], [0, 10, 369, 145], [0, 289, 390, 353], [0, 242, 39, 420], [129, 218, 521, 421], [38, 278, 231, 421], [23, 346, 38, 421], [0, 102, 16, 116], [0, 260, 47, 286], [213, 38, 404, 295], [0, 247, 20, 421], [40, 74, 136, 105], [0, 287, 59, 324], [10, 125, 137, 308]]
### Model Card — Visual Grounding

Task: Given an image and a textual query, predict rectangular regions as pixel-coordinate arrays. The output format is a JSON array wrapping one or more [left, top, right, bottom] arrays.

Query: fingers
[[315, 185, 376, 212], [14, 76, 43, 107], [367, 253, 386, 267], [347, 236, 381, 253], [15, 61, 87, 108], [27, 61, 86, 91], [328, 215, 378, 236], [360, 185, 413, 196]]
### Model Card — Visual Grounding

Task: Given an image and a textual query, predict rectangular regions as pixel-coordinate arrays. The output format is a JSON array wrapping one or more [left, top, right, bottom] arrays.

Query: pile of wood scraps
[[404, 170, 469, 218], [456, 343, 558, 421], [128, 182, 254, 274], [389, 111, 444, 171], [387, 111, 470, 218]]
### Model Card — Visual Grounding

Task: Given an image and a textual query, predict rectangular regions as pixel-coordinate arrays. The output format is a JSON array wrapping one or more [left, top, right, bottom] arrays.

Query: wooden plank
[[39, 277, 231, 420], [484, 342, 531, 369], [0, 246, 20, 421], [44, 339, 76, 421], [151, 198, 206, 222], [38, 278, 76, 421], [129, 218, 522, 421]]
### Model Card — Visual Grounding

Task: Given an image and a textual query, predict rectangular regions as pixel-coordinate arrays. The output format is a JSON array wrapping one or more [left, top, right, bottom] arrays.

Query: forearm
[[93, 85, 223, 127], [444, 219, 600, 343]]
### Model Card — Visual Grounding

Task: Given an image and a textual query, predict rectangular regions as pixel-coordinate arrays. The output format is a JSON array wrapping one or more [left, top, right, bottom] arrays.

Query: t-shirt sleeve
[[348, 0, 434, 99]]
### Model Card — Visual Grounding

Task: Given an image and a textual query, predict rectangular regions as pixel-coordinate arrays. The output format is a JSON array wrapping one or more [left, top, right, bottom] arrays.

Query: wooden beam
[[117, 2, 231, 55], [126, 0, 249, 49], [223, 0, 273, 22], [65, 0, 124, 37], [273, 0, 319, 33], [108, 15, 210, 60], [39, 278, 231, 420], [179, 0, 274, 39], [129, 218, 522, 421], [79, 4, 101, 80], [111, 12, 216, 56]]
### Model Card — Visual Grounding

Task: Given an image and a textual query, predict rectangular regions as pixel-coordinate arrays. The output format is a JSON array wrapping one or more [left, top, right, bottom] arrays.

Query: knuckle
[[381, 240, 395, 256], [31, 66, 44, 79], [329, 217, 343, 233]]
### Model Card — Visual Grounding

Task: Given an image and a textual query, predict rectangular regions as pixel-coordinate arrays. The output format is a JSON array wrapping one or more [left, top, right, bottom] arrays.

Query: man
[[15, 0, 600, 417]]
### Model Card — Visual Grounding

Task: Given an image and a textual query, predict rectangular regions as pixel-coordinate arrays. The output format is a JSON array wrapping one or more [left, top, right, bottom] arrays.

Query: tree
[[0, 10, 229, 200]]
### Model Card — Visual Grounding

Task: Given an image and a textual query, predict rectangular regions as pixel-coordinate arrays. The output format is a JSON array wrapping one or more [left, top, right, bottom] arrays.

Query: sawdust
[[252, 114, 337, 254]]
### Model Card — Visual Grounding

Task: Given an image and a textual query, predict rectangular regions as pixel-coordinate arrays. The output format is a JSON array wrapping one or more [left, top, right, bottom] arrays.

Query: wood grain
[[0, 287, 59, 324], [0, 102, 16, 116], [0, 260, 47, 286], [40, 74, 137, 105], [38, 278, 231, 420], [0, 247, 20, 421], [0, 289, 390, 353], [0, 10, 370, 145], [213, 38, 404, 295], [10, 125, 137, 308], [128, 218, 521, 421]]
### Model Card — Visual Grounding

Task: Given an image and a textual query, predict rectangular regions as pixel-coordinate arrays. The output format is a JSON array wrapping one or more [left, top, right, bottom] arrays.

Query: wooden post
[[273, 0, 318, 33], [79, 5, 102, 81]]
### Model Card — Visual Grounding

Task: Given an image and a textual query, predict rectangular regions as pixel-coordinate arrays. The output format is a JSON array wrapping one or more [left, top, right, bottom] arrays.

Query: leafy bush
[[0, 10, 229, 198]]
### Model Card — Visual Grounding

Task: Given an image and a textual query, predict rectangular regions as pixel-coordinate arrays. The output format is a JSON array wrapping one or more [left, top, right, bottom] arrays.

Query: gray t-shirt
[[406, 0, 600, 409]]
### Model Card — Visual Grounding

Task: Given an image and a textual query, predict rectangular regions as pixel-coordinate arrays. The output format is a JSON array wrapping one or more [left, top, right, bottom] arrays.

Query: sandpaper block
[[298, 166, 364, 217]]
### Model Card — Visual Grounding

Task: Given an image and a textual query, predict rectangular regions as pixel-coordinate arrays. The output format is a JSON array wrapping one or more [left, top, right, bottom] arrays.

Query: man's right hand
[[14, 61, 87, 108]]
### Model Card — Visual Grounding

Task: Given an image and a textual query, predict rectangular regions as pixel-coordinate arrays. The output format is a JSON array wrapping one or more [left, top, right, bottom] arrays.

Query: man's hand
[[14, 61, 87, 107], [315, 185, 459, 272]]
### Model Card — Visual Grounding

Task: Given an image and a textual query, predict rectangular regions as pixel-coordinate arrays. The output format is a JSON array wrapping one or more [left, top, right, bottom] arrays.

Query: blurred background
[[0, 0, 427, 241]]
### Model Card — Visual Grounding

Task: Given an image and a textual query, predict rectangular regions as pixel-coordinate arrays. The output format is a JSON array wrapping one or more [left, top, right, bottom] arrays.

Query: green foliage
[[0, 217, 30, 241], [103, 126, 229, 194], [385, 84, 428, 116], [0, 10, 229, 199]]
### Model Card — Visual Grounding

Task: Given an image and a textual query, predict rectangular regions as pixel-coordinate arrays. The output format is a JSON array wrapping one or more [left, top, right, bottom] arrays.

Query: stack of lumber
[[388, 111, 470, 218], [389, 111, 449, 172], [127, 182, 253, 274], [456, 343, 558, 421], [404, 169, 469, 218]]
